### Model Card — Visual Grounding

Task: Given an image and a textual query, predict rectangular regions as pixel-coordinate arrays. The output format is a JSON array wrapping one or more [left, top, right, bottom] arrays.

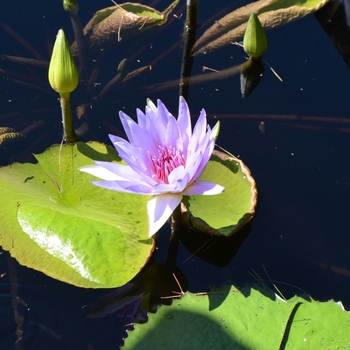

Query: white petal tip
[[147, 194, 182, 236], [146, 98, 157, 113], [185, 181, 225, 196]]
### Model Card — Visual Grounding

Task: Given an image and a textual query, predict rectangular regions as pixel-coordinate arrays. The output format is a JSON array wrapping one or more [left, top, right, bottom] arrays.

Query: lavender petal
[[147, 194, 182, 236]]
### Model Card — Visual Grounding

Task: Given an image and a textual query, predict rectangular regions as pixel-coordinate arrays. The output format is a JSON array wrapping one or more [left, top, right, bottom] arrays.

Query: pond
[[1, 0, 350, 348]]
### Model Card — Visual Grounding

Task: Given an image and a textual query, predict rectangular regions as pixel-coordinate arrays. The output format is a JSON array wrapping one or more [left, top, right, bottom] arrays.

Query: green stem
[[60, 92, 77, 143], [70, 12, 89, 89], [179, 0, 198, 100], [63, 0, 89, 90]]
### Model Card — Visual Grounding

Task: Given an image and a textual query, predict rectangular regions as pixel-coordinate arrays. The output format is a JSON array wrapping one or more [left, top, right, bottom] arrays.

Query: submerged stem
[[98, 73, 124, 101], [171, 203, 183, 231], [60, 92, 77, 143], [166, 203, 182, 266], [0, 54, 48, 69]]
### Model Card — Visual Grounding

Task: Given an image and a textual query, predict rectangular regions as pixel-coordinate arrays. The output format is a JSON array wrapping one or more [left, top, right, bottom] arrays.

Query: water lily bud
[[48, 29, 79, 94], [118, 58, 131, 75], [63, 0, 79, 14], [243, 13, 268, 59]]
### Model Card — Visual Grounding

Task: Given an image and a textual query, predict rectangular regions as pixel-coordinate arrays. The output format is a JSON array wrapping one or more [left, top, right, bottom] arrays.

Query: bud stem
[[69, 12, 89, 90], [60, 92, 77, 143]]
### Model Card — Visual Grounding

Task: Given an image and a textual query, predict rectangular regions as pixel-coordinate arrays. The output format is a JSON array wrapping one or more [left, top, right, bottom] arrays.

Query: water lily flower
[[80, 97, 225, 236]]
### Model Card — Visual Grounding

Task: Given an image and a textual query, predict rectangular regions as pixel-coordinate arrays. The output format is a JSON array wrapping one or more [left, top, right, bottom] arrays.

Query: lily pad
[[194, 0, 329, 55], [0, 143, 256, 287], [71, 0, 179, 55], [123, 284, 350, 349], [182, 150, 258, 236], [285, 295, 350, 349], [0, 142, 154, 288]]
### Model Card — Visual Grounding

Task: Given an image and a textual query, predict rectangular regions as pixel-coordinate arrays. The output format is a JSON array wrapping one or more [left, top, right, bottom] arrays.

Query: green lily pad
[[0, 143, 256, 287], [123, 284, 350, 349], [285, 295, 350, 349], [182, 150, 258, 236], [0, 142, 154, 288]]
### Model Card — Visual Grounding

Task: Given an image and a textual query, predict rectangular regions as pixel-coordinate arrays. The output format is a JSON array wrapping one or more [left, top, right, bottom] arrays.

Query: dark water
[[1, 0, 350, 349]]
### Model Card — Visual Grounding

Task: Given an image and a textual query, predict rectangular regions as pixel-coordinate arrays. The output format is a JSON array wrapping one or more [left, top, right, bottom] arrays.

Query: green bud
[[48, 29, 79, 94], [63, 0, 79, 14], [243, 13, 268, 59], [117, 58, 131, 75]]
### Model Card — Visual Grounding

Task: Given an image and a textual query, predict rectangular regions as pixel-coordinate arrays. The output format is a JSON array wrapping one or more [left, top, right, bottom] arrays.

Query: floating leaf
[[194, 0, 329, 55], [182, 150, 258, 236], [0, 142, 154, 288], [0, 144, 256, 286], [71, 0, 179, 55], [285, 295, 350, 349], [123, 284, 350, 349]]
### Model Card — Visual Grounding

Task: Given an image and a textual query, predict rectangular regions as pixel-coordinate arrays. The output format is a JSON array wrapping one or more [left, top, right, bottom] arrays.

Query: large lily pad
[[0, 142, 154, 288], [71, 0, 179, 55], [182, 150, 258, 236], [285, 295, 350, 349], [123, 284, 350, 349], [0, 143, 256, 287], [194, 0, 329, 55]]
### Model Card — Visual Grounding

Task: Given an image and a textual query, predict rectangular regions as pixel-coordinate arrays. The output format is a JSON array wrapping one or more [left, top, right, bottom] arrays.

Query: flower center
[[151, 145, 185, 184]]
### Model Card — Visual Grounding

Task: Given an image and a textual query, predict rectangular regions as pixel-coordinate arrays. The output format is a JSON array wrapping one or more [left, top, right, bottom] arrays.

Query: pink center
[[151, 145, 185, 184]]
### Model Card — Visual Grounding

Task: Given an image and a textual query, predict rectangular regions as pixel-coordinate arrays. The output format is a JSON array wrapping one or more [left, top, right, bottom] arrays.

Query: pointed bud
[[48, 29, 79, 94], [63, 0, 79, 14], [243, 13, 268, 59], [117, 58, 131, 74]]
